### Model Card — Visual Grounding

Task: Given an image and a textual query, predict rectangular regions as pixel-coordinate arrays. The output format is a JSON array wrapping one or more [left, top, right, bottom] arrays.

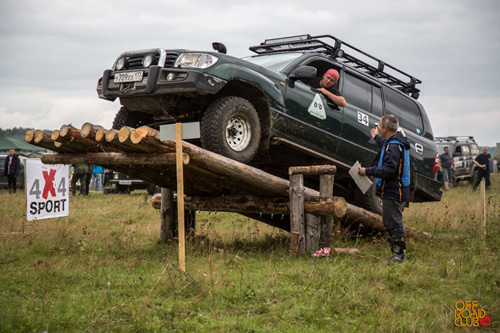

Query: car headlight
[[115, 57, 126, 70], [142, 54, 154, 68], [174, 53, 219, 69], [113, 173, 119, 180]]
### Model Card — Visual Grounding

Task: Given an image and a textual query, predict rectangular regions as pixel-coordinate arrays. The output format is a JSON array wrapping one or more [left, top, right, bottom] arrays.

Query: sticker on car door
[[308, 93, 327, 120], [357, 111, 369, 126]]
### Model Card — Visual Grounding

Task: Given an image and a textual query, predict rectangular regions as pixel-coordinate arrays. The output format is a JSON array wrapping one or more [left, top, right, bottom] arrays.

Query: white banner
[[26, 159, 69, 221]]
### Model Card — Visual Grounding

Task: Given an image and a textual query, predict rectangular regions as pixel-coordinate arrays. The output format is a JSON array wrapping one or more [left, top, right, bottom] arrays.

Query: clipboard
[[349, 161, 373, 194]]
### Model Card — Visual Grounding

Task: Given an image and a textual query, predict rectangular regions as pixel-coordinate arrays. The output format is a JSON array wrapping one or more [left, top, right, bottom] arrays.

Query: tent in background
[[0, 136, 48, 157]]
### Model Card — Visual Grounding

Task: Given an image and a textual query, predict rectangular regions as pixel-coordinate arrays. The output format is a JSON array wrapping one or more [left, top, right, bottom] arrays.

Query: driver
[[310, 69, 346, 107]]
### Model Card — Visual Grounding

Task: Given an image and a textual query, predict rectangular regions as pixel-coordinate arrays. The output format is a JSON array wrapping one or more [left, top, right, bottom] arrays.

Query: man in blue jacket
[[358, 115, 410, 263]]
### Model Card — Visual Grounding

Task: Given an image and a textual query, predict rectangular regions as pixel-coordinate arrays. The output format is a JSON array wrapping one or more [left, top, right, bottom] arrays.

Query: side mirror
[[289, 66, 317, 80], [212, 42, 227, 54]]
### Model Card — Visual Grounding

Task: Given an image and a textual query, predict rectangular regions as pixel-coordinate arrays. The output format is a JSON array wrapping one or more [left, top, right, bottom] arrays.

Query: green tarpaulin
[[0, 136, 46, 152]]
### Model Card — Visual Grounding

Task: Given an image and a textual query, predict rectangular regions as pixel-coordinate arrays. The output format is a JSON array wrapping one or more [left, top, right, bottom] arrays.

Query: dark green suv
[[97, 34, 442, 214]]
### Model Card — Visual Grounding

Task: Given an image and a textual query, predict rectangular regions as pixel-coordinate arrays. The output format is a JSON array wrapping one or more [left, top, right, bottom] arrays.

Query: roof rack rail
[[249, 34, 421, 99], [435, 136, 476, 143]]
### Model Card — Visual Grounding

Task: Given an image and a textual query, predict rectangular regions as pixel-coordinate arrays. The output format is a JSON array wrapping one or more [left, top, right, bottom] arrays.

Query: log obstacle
[[26, 123, 431, 254]]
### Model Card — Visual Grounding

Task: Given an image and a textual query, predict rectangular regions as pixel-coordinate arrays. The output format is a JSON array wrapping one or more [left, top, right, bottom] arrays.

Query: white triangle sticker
[[308, 93, 326, 120]]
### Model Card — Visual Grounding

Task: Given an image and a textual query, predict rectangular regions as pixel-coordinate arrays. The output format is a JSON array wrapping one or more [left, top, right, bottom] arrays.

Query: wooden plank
[[176, 123, 186, 272]]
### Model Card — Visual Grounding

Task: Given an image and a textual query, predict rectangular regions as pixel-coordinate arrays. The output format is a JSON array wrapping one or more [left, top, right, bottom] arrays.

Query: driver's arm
[[317, 87, 346, 107]]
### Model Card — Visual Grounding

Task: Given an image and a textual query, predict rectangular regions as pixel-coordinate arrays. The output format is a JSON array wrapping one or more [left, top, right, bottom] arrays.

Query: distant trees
[[0, 127, 53, 142]]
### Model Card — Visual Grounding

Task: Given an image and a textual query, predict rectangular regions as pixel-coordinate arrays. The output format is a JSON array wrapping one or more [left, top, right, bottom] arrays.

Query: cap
[[325, 69, 340, 83]]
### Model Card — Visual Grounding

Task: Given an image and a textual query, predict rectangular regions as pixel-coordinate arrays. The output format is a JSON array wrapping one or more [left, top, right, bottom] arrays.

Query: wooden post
[[319, 174, 335, 247], [305, 214, 320, 251], [176, 123, 186, 272], [289, 174, 305, 254], [160, 188, 175, 241], [290, 231, 300, 256], [480, 180, 486, 241]]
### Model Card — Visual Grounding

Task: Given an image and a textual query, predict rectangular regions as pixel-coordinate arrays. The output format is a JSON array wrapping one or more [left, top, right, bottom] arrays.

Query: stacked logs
[[26, 123, 431, 239]]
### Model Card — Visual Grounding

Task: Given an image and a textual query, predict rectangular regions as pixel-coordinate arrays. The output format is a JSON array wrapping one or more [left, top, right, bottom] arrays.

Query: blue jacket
[[365, 132, 410, 202]]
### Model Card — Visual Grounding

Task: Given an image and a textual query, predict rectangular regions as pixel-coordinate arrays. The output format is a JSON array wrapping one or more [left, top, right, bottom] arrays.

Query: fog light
[[166, 73, 175, 81], [115, 57, 126, 70], [142, 54, 153, 68]]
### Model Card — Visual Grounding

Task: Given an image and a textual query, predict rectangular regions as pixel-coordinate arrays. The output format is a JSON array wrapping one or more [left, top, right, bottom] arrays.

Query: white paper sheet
[[349, 161, 373, 194]]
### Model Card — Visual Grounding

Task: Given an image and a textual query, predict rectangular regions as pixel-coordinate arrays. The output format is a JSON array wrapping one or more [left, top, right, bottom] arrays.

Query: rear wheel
[[200, 96, 261, 163]]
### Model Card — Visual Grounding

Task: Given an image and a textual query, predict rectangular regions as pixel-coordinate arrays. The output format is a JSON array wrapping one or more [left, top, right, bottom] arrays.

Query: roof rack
[[435, 136, 476, 143], [249, 34, 421, 99]]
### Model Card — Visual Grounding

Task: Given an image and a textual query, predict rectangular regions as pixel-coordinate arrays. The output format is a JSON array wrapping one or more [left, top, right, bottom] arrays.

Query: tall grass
[[0, 177, 499, 332]]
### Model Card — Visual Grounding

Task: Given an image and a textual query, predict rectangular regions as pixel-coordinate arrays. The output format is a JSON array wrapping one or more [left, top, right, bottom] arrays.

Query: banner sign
[[26, 159, 69, 221]]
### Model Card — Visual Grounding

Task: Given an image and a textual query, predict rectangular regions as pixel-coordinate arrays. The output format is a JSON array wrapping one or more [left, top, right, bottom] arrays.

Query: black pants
[[473, 168, 491, 189], [7, 174, 17, 192], [382, 198, 406, 239]]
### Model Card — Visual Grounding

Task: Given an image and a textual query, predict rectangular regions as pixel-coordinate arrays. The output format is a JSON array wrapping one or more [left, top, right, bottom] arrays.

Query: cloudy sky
[[1, 0, 499, 146]]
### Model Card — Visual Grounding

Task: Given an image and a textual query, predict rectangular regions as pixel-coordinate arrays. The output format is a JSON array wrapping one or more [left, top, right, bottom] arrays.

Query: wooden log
[[30, 130, 72, 153], [160, 188, 175, 241], [130, 125, 161, 142], [25, 129, 36, 144], [95, 129, 107, 142], [289, 165, 337, 176], [105, 129, 120, 143], [319, 174, 334, 247], [290, 231, 300, 256], [41, 152, 189, 165], [305, 214, 320, 252], [151, 194, 347, 218], [331, 248, 359, 256], [162, 140, 318, 198], [52, 125, 106, 152], [118, 126, 134, 143], [81, 123, 105, 139], [289, 174, 305, 254]]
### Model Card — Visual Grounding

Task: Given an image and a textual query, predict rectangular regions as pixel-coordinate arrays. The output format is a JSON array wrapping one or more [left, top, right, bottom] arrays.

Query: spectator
[[438, 146, 456, 191], [71, 164, 92, 196], [90, 165, 104, 192], [3, 148, 20, 194], [472, 147, 491, 190]]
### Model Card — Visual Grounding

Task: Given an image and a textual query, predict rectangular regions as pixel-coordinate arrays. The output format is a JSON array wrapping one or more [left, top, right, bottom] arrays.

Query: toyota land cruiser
[[97, 34, 442, 214]]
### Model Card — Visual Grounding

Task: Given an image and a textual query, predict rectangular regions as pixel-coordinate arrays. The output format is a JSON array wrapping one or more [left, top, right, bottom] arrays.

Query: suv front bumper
[[97, 66, 227, 101]]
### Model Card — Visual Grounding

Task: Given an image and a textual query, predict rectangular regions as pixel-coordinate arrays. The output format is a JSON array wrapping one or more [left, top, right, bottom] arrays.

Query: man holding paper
[[358, 115, 410, 263]]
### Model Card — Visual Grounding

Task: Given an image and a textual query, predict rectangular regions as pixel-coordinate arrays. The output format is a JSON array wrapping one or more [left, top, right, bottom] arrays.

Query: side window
[[383, 87, 424, 134], [470, 144, 479, 155], [372, 86, 383, 117], [343, 73, 371, 112]]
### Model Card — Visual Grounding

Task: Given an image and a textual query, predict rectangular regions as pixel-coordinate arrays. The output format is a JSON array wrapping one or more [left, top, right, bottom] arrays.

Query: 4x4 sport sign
[[26, 159, 69, 221]]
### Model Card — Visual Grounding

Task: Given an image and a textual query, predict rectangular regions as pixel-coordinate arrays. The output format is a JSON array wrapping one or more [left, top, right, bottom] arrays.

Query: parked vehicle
[[434, 136, 480, 185], [108, 171, 157, 195], [97, 34, 442, 214], [0, 154, 27, 190]]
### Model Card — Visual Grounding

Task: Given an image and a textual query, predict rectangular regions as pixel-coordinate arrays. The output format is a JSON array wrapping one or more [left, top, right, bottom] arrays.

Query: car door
[[280, 63, 343, 157], [336, 72, 382, 166]]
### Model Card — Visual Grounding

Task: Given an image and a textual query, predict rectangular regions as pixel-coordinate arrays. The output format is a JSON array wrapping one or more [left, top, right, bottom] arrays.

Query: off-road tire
[[200, 96, 261, 163], [112, 107, 149, 130]]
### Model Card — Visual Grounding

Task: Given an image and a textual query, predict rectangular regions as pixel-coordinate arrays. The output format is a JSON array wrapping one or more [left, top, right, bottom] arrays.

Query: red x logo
[[42, 169, 56, 199]]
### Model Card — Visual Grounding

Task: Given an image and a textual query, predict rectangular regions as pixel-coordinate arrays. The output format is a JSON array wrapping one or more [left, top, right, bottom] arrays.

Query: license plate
[[114, 71, 143, 83], [119, 180, 132, 185]]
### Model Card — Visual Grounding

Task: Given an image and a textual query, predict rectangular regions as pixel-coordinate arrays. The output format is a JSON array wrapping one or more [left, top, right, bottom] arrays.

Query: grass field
[[1, 176, 499, 332]]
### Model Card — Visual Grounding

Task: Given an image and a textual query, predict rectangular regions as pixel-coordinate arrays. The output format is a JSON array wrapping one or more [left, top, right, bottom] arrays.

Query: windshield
[[242, 53, 303, 72]]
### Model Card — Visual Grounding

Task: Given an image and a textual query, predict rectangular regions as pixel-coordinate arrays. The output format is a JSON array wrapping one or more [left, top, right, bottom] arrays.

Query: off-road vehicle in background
[[435, 136, 480, 185], [97, 34, 442, 214]]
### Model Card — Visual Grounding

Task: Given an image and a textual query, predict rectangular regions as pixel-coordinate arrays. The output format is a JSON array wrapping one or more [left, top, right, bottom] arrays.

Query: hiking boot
[[388, 237, 406, 263]]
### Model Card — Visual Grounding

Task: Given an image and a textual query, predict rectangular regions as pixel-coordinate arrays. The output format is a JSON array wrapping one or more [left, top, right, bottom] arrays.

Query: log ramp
[[26, 123, 430, 254]]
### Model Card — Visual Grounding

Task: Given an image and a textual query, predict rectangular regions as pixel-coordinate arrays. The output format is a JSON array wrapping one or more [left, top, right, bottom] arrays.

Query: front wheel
[[200, 96, 261, 163]]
